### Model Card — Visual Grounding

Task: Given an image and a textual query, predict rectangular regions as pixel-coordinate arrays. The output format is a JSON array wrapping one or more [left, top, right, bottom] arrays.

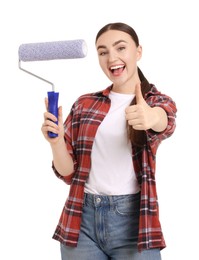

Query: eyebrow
[[97, 40, 127, 50]]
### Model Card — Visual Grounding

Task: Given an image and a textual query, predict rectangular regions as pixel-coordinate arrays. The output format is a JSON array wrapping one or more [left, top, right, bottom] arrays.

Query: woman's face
[[96, 30, 142, 93]]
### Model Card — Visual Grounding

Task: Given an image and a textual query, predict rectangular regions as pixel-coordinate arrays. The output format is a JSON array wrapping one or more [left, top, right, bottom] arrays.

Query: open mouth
[[110, 65, 125, 75]]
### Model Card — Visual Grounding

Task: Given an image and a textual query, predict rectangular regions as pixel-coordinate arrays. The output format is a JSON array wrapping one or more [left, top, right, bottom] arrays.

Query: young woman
[[41, 22, 177, 260]]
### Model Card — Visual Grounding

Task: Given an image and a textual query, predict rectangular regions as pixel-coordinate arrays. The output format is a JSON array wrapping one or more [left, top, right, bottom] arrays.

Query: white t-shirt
[[84, 91, 140, 195]]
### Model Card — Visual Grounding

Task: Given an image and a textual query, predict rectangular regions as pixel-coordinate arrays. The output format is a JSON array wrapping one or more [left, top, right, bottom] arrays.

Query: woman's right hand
[[41, 97, 64, 143]]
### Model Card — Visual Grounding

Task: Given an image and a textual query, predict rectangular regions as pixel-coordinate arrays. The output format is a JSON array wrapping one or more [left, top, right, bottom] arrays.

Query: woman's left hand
[[125, 84, 165, 131]]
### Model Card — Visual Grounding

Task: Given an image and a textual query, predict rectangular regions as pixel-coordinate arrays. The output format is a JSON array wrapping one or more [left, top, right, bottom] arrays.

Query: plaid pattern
[[52, 84, 177, 251]]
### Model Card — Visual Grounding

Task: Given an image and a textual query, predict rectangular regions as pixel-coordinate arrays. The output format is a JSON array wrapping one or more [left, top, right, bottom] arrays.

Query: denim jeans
[[60, 192, 161, 260]]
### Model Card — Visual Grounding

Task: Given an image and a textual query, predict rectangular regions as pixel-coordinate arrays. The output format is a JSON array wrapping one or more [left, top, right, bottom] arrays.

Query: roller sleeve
[[18, 39, 87, 61]]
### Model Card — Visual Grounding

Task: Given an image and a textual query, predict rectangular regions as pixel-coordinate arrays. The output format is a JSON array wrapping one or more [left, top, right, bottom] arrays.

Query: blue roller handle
[[47, 91, 59, 138]]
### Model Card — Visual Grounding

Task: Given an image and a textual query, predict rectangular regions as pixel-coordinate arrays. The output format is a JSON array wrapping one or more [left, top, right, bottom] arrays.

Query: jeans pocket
[[115, 197, 140, 216]]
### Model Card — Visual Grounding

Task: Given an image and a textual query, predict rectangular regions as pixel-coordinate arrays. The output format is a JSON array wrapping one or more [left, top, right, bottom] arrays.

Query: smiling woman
[[96, 30, 142, 90], [41, 22, 177, 260]]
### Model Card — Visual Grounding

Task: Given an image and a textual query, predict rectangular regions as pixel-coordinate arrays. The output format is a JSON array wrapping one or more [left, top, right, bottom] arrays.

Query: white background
[[0, 0, 198, 259]]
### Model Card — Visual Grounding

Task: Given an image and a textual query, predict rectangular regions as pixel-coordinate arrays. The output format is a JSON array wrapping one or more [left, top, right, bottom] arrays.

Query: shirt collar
[[94, 85, 112, 97]]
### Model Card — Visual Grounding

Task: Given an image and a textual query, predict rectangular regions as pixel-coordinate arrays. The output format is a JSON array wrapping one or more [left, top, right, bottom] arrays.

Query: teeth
[[110, 65, 124, 70]]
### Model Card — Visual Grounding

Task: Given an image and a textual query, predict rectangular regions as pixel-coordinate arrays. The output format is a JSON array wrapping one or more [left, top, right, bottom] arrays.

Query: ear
[[136, 45, 142, 61]]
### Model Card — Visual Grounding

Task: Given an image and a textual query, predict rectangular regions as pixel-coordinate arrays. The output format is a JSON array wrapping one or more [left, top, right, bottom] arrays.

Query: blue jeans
[[60, 192, 161, 260]]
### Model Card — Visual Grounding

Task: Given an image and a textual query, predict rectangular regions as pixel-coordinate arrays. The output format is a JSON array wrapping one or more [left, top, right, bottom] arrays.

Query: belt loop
[[109, 195, 113, 207]]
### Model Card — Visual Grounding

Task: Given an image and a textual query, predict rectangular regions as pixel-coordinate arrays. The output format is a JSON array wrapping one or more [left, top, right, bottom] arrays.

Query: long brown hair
[[96, 22, 152, 147]]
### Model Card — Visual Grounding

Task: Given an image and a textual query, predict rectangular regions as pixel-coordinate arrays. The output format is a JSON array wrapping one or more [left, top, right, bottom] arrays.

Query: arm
[[50, 138, 74, 177], [145, 106, 168, 132], [41, 98, 74, 177]]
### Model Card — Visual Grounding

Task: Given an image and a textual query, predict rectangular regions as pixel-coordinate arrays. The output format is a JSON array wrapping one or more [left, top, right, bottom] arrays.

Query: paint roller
[[18, 39, 87, 137]]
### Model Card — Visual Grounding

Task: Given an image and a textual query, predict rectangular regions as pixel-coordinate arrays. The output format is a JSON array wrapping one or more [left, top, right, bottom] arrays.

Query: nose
[[108, 50, 117, 62]]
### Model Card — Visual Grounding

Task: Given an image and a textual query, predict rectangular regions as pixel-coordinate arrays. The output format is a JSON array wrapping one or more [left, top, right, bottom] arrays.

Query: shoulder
[[146, 84, 177, 111], [145, 84, 167, 98], [73, 86, 111, 106]]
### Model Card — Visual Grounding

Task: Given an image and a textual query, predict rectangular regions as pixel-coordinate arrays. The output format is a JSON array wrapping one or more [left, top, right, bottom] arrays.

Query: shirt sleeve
[[52, 161, 75, 185], [51, 102, 78, 185], [145, 88, 177, 148]]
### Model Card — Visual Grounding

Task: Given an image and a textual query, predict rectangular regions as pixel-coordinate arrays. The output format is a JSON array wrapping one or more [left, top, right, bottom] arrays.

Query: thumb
[[58, 106, 63, 123], [135, 83, 144, 104], [44, 97, 48, 111]]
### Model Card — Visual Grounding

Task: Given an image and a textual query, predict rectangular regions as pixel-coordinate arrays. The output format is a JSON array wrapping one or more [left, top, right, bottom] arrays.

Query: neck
[[112, 81, 140, 94]]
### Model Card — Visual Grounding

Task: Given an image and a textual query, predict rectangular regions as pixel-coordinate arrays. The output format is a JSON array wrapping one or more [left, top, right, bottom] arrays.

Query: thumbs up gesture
[[125, 84, 166, 131]]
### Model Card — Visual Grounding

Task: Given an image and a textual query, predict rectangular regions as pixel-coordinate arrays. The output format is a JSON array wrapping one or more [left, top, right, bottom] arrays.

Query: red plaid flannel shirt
[[52, 84, 177, 251]]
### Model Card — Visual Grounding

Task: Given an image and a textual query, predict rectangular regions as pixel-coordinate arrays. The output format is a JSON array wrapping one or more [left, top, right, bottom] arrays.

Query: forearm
[[50, 138, 74, 176], [151, 107, 168, 132]]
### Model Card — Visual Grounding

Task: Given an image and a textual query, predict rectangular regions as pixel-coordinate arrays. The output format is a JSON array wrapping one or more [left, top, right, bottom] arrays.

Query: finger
[[125, 112, 138, 121], [42, 120, 59, 133], [45, 97, 48, 111], [43, 111, 57, 122], [41, 122, 49, 136], [58, 106, 63, 122], [135, 83, 144, 104], [127, 117, 142, 126], [132, 124, 145, 130], [43, 118, 58, 129], [125, 105, 137, 114], [127, 119, 146, 130]]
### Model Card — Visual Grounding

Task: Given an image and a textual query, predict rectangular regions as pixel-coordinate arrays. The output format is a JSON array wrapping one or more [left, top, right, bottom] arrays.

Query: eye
[[99, 51, 108, 56], [118, 46, 125, 51]]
